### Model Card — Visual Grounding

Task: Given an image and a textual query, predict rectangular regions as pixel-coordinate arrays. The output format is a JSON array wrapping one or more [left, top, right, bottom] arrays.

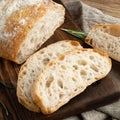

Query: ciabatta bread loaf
[[17, 40, 82, 112], [0, 0, 65, 64], [32, 48, 111, 114], [85, 24, 120, 62]]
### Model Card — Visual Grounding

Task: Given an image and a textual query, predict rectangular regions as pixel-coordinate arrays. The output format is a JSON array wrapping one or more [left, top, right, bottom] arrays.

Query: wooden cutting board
[[0, 0, 120, 120]]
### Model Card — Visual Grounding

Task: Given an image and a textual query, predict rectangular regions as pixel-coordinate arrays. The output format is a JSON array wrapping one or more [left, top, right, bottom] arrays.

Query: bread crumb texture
[[17, 40, 82, 112], [33, 48, 111, 114], [85, 24, 120, 62]]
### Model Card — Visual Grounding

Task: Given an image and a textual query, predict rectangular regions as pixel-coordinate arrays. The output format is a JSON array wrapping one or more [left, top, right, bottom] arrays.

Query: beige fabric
[[62, 0, 120, 33]]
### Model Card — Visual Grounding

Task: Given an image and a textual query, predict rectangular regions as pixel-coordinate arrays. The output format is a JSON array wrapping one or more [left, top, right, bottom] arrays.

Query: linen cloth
[[61, 0, 120, 120]]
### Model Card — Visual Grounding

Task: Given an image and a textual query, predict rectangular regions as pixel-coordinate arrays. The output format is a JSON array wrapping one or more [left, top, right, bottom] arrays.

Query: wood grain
[[62, 0, 120, 18], [0, 0, 120, 120], [80, 0, 120, 18]]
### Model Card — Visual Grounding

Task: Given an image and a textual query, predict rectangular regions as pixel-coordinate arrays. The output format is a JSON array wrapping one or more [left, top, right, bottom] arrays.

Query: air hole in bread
[[49, 62, 53, 66], [95, 77, 99, 80], [61, 65, 66, 70], [72, 77, 77, 82], [48, 89, 52, 96], [21, 82, 24, 89], [40, 51, 45, 54], [89, 55, 94, 60], [78, 60, 87, 66], [64, 86, 68, 90], [80, 70, 87, 76], [48, 53, 52, 57], [59, 93, 64, 98], [22, 71, 26, 75], [59, 55, 65, 61], [87, 78, 90, 81], [43, 58, 50, 65], [36, 44, 40, 50], [90, 64, 99, 72], [46, 76, 54, 88], [30, 38, 35, 43], [73, 65, 78, 70], [74, 88, 78, 92], [57, 80, 63, 89]]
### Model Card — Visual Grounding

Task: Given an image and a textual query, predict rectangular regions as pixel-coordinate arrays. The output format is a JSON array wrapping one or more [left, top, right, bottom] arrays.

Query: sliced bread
[[0, 1, 65, 64], [32, 48, 112, 114], [85, 24, 120, 62], [17, 40, 82, 112]]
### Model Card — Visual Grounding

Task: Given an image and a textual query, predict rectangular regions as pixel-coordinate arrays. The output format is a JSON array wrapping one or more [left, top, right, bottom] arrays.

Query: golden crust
[[17, 85, 41, 112]]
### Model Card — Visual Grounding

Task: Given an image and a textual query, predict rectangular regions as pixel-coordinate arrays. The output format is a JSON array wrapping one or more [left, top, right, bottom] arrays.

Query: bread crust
[[17, 61, 41, 112], [17, 82, 41, 112], [85, 24, 120, 62]]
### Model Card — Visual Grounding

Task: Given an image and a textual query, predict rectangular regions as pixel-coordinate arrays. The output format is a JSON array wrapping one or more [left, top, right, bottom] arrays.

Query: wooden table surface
[[62, 0, 120, 18], [81, 0, 120, 18]]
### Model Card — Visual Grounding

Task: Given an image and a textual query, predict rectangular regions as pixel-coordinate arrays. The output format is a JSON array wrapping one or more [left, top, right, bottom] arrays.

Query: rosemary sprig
[[0, 80, 14, 89], [61, 28, 87, 40], [0, 100, 9, 116]]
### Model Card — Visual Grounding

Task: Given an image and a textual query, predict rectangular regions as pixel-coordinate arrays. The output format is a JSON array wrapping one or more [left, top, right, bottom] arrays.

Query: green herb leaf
[[0, 100, 9, 116], [61, 28, 87, 40], [0, 80, 14, 89]]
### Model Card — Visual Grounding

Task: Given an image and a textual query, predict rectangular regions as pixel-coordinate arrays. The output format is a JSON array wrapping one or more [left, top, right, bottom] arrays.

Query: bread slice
[[32, 48, 111, 114], [85, 24, 120, 62], [17, 40, 82, 112], [0, 1, 65, 64]]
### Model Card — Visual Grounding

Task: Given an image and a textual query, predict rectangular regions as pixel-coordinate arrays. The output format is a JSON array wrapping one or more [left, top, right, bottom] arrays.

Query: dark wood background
[[81, 0, 120, 18], [0, 0, 120, 120]]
